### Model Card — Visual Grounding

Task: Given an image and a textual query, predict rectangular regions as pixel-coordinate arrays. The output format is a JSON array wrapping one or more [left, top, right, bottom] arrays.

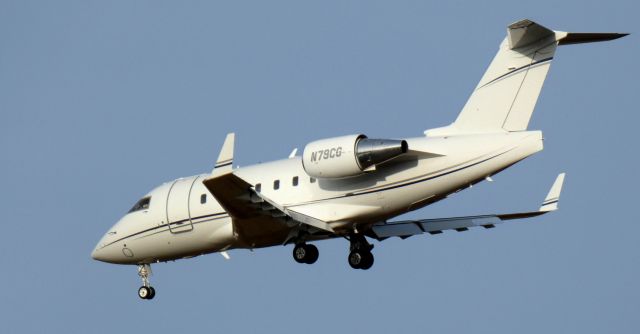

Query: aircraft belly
[[230, 216, 294, 248], [291, 201, 383, 225]]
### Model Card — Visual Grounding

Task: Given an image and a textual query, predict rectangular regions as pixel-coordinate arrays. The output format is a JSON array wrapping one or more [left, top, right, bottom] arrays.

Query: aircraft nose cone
[[91, 242, 121, 263], [91, 245, 108, 262]]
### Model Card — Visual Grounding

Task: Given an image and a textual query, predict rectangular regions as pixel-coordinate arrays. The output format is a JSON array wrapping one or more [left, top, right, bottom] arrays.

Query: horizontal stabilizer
[[559, 32, 629, 45]]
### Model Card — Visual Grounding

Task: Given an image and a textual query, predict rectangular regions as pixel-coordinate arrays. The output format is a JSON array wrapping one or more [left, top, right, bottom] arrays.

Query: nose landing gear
[[137, 264, 156, 300]]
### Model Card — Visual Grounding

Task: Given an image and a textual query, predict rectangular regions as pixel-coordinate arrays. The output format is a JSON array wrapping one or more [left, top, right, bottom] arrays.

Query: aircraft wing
[[202, 133, 335, 239], [202, 133, 256, 218], [368, 173, 565, 240]]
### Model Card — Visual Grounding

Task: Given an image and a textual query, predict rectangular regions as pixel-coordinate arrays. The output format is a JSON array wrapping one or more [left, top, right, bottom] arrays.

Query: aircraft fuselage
[[92, 131, 543, 264]]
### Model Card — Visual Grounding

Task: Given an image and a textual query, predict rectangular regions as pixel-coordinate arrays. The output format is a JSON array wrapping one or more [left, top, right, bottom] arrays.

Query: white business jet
[[92, 19, 626, 300]]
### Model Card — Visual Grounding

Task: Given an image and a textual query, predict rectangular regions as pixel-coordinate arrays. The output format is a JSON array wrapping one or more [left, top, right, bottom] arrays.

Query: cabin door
[[165, 177, 196, 233]]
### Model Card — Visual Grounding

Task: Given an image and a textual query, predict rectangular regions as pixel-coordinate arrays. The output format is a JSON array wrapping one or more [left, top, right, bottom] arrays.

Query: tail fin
[[437, 19, 626, 135]]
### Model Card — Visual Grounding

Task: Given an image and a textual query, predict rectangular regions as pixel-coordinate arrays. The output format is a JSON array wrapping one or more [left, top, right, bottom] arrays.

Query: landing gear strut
[[137, 264, 156, 300], [292, 243, 319, 264], [348, 234, 374, 270]]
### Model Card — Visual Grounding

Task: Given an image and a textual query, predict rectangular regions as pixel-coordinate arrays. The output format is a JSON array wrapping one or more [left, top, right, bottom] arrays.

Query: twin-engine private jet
[[91, 19, 626, 300]]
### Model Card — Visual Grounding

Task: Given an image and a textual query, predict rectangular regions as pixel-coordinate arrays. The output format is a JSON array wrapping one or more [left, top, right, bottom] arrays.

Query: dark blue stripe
[[100, 212, 229, 248], [480, 57, 554, 88], [215, 161, 232, 168]]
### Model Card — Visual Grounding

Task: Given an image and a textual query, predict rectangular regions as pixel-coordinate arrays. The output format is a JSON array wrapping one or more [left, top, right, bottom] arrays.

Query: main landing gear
[[292, 243, 319, 264], [348, 234, 374, 270], [290, 235, 375, 270], [137, 264, 156, 300]]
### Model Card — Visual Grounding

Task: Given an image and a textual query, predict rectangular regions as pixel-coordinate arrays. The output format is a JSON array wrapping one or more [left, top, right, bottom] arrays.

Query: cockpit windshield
[[128, 196, 151, 213]]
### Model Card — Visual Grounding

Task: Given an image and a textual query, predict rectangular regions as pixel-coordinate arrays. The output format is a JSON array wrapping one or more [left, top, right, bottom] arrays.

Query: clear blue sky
[[1, 1, 637, 333]]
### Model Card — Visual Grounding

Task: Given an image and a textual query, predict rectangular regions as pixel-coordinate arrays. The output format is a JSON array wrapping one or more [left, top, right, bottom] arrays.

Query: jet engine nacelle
[[302, 134, 408, 179]]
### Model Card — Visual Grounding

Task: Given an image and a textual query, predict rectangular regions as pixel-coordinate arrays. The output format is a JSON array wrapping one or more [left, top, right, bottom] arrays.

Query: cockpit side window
[[128, 196, 151, 213]]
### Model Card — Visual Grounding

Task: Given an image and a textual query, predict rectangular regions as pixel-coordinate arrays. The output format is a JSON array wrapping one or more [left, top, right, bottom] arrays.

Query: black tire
[[148, 286, 156, 300], [348, 250, 364, 269], [359, 251, 374, 270], [293, 244, 308, 263], [304, 244, 319, 264], [138, 286, 151, 300]]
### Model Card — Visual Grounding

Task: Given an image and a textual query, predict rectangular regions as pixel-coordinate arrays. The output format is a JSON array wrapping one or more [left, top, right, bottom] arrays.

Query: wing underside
[[369, 173, 565, 240]]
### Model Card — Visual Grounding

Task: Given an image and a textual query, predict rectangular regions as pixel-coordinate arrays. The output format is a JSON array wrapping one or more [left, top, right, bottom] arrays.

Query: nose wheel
[[137, 264, 156, 300], [138, 286, 156, 299]]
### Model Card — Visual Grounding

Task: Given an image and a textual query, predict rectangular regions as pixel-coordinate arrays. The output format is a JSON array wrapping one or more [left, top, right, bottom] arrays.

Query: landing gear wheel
[[304, 244, 319, 264], [349, 250, 369, 269], [136, 264, 155, 300], [347, 233, 375, 270], [293, 244, 308, 263], [148, 286, 156, 300], [293, 243, 319, 264], [359, 251, 374, 270], [138, 286, 151, 300]]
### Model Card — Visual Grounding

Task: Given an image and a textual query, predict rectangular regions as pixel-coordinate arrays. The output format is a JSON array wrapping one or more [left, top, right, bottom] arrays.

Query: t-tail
[[427, 19, 627, 136]]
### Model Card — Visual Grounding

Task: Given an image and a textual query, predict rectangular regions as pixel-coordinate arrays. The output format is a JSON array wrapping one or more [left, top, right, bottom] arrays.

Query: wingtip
[[539, 173, 566, 212], [212, 132, 236, 174]]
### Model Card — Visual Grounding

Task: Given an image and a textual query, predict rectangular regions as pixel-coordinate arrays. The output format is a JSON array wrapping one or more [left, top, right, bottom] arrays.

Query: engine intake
[[302, 134, 408, 179]]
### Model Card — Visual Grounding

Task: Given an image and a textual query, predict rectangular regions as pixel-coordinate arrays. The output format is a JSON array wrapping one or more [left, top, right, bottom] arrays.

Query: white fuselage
[[92, 131, 543, 264]]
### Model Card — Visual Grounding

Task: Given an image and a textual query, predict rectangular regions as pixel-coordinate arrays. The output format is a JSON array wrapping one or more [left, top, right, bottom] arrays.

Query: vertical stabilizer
[[441, 19, 627, 135]]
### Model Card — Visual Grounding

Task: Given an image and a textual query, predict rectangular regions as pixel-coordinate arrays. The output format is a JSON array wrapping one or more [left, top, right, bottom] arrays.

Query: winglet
[[212, 133, 235, 174], [539, 173, 565, 212]]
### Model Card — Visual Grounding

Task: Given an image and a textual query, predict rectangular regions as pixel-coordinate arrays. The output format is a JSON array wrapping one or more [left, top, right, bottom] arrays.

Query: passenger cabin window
[[292, 176, 299, 186], [274, 180, 280, 190], [255, 183, 262, 192], [200, 194, 207, 204], [128, 196, 151, 213], [310, 177, 316, 183]]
